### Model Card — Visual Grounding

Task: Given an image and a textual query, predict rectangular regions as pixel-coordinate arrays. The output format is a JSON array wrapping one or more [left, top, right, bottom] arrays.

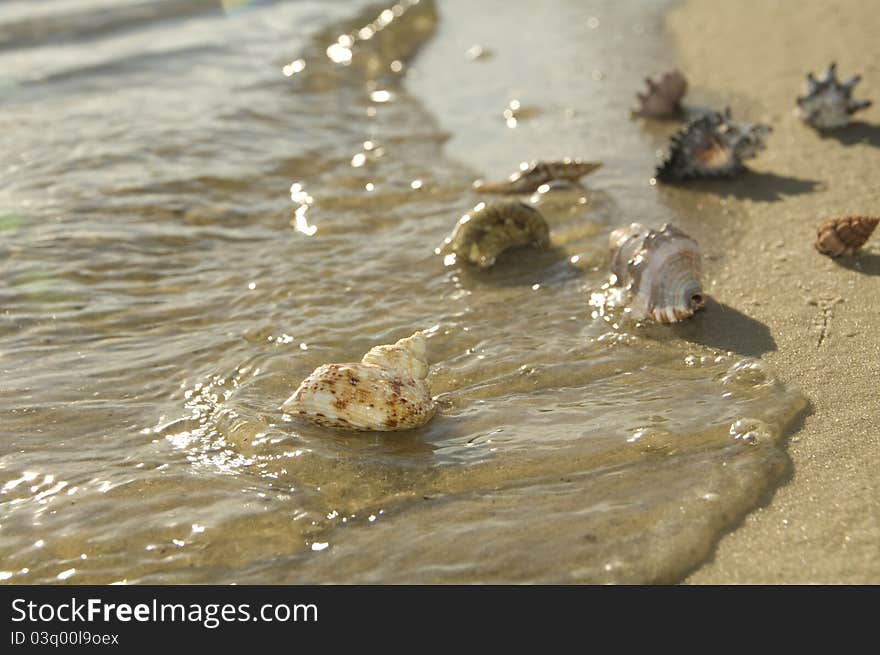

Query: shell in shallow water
[[631, 69, 688, 118], [815, 215, 879, 257], [655, 109, 771, 182], [281, 331, 436, 431], [473, 159, 603, 194], [609, 223, 705, 323], [797, 63, 872, 130], [438, 199, 550, 268]]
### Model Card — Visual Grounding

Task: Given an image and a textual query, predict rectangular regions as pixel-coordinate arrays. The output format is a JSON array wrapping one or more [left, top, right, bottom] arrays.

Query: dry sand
[[667, 0, 880, 583]]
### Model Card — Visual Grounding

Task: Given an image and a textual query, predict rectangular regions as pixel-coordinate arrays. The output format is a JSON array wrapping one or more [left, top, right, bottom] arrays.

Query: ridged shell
[[281, 331, 436, 431], [655, 109, 771, 182], [473, 159, 602, 194], [438, 199, 550, 268], [815, 215, 879, 257], [797, 63, 872, 130], [609, 223, 705, 323], [631, 69, 688, 118]]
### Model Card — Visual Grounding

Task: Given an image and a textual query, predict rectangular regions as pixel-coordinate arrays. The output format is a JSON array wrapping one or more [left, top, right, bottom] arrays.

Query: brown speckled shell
[[281, 332, 435, 431], [815, 215, 879, 257]]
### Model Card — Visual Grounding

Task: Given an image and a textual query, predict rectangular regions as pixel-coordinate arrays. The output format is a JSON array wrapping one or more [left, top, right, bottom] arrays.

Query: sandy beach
[[1, 0, 876, 585], [668, 0, 880, 583]]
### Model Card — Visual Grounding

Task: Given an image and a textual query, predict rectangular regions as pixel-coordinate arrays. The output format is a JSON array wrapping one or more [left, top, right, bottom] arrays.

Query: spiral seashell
[[797, 63, 872, 130], [473, 159, 602, 194], [437, 199, 550, 268], [815, 215, 879, 257], [281, 331, 436, 431], [655, 108, 771, 182], [631, 69, 688, 118], [609, 223, 705, 323]]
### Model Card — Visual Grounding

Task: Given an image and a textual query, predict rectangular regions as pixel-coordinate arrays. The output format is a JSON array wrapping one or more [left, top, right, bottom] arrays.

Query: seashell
[[281, 331, 436, 431], [655, 108, 771, 182], [815, 215, 879, 257], [473, 159, 603, 194], [631, 69, 688, 118], [437, 199, 550, 268], [609, 223, 705, 323], [796, 63, 872, 130]]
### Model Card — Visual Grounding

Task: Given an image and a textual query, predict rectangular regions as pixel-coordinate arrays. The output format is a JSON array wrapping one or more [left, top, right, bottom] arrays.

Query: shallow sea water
[[1, 0, 806, 583]]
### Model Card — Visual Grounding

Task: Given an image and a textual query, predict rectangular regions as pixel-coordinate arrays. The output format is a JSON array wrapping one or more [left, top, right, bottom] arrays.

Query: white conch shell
[[609, 223, 705, 323], [281, 331, 436, 431]]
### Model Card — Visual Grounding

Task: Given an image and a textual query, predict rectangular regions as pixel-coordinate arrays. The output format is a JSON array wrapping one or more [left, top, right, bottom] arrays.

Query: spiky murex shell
[[655, 109, 771, 182], [282, 331, 436, 431], [609, 223, 705, 323], [796, 62, 872, 130]]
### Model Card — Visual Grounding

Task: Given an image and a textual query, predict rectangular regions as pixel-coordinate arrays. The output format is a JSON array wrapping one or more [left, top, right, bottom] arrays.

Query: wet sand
[[5, 0, 807, 585], [668, 0, 880, 583]]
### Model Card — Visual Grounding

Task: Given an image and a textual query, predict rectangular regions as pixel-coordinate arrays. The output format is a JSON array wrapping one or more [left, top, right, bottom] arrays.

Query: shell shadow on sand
[[668, 297, 777, 357], [832, 251, 880, 276], [660, 170, 822, 203], [818, 121, 880, 148]]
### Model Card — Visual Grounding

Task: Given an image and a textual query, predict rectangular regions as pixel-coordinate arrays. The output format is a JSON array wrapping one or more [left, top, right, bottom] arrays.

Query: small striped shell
[[438, 199, 550, 268], [655, 109, 771, 182], [815, 216, 879, 257], [609, 223, 705, 323], [473, 159, 602, 194], [631, 69, 688, 118], [797, 63, 872, 130], [281, 331, 436, 431]]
